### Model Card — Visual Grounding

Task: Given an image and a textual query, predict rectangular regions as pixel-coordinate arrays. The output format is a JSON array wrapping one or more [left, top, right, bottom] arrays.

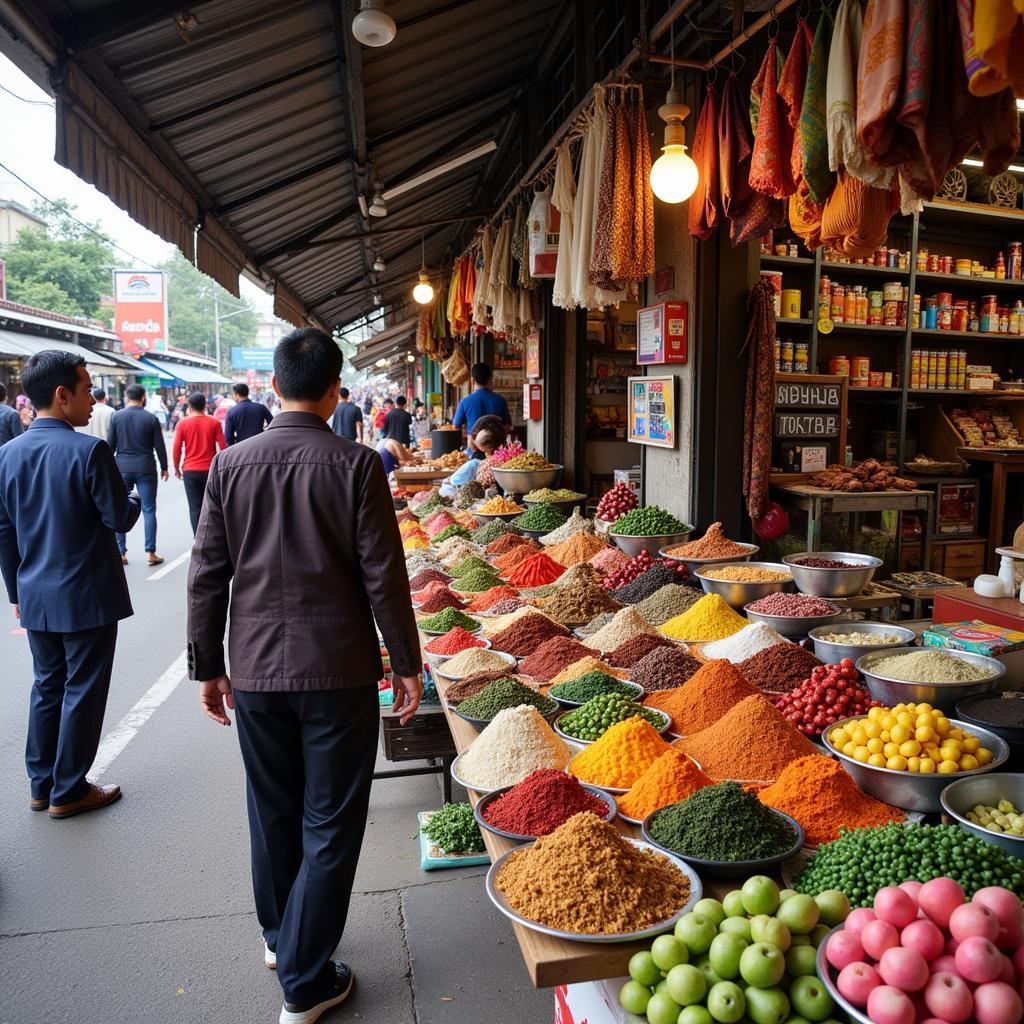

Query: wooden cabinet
[[901, 538, 987, 581]]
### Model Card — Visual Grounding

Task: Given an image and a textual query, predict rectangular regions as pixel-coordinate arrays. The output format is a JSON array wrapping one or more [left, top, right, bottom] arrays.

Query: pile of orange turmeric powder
[[617, 748, 713, 820]]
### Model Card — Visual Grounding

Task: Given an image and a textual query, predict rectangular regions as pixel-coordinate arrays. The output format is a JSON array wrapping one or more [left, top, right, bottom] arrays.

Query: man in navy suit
[[0, 351, 141, 819]]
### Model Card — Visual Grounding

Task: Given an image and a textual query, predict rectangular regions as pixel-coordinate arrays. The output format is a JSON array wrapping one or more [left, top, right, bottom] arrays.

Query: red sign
[[113, 269, 168, 354], [637, 301, 688, 365]]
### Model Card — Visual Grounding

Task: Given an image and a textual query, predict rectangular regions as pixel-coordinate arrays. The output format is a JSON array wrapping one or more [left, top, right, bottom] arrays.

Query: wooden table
[[957, 449, 1024, 571], [394, 467, 454, 494], [932, 587, 1024, 633]]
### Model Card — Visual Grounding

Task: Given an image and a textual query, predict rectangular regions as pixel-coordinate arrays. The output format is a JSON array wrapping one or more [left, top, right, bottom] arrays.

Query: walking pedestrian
[[107, 384, 168, 566], [78, 387, 113, 439], [0, 351, 140, 818], [225, 383, 273, 444], [172, 392, 226, 535], [0, 382, 24, 447], [188, 327, 421, 1024], [330, 386, 364, 442], [382, 394, 413, 447]]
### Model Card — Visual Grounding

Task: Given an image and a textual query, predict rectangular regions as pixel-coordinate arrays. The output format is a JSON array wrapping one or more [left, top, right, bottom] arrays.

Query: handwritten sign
[[775, 382, 841, 408], [775, 412, 840, 438]]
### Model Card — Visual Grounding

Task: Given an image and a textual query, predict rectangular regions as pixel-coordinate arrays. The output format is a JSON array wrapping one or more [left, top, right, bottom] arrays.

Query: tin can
[[958, 350, 967, 388], [940, 255, 954, 275], [867, 290, 883, 325], [955, 258, 972, 276], [937, 350, 949, 389], [981, 294, 999, 332], [831, 284, 845, 322], [917, 249, 929, 271], [884, 300, 903, 326], [928, 253, 940, 272], [828, 355, 850, 377], [818, 277, 831, 322], [781, 339, 794, 373], [883, 282, 904, 302], [884, 371, 893, 387], [910, 350, 922, 389], [936, 291, 953, 308], [1009, 241, 1022, 280], [869, 371, 884, 388], [775, 244, 788, 256], [952, 300, 969, 333], [774, 337, 782, 371], [851, 356, 870, 384], [844, 288, 857, 323], [888, 248, 899, 268], [927, 350, 938, 389], [794, 342, 809, 372], [788, 244, 799, 257], [855, 291, 869, 324], [937, 306, 953, 330], [781, 288, 801, 319], [874, 248, 888, 267]]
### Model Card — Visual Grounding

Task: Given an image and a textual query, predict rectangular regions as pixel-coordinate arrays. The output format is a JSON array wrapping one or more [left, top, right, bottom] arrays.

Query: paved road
[[0, 465, 549, 1024]]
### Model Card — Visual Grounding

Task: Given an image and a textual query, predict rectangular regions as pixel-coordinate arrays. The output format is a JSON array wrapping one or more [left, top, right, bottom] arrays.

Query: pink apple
[[867, 985, 916, 1024], [845, 907, 876, 936], [931, 954, 959, 976], [902, 919, 946, 961], [955, 936, 1004, 984], [919, 1019, 953, 1024], [973, 981, 1024, 1024], [874, 886, 919, 929], [1014, 946, 1024, 980], [862, 919, 901, 960], [1001, 955, 1017, 985], [899, 879, 924, 903], [924, 973, 974, 1024], [879, 946, 930, 991], [837, 961, 881, 1007], [973, 887, 1024, 950], [919, 878, 966, 929], [950, 902, 1001, 943], [826, 929, 865, 971]]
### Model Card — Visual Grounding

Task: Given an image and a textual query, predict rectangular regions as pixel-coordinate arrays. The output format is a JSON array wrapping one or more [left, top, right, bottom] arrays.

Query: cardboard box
[[924, 621, 1024, 657], [555, 980, 638, 1024]]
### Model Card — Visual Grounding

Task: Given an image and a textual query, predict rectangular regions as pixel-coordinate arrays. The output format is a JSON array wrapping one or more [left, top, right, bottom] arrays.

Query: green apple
[[647, 991, 683, 1024], [741, 876, 780, 916], [789, 934, 810, 947], [720, 917, 753, 942], [674, 912, 717, 955], [813, 890, 851, 927], [629, 950, 663, 987], [776, 894, 820, 936], [652, 934, 689, 972], [739, 942, 786, 989], [785, 945, 818, 978], [788, 976, 835, 1023], [749, 915, 791, 952], [723, 890, 747, 917], [679, 1007, 714, 1024], [779, 889, 797, 903], [707, 981, 746, 1024], [783, 1018, 812, 1024], [694, 898, 727, 927], [694, 955, 725, 989], [709, 932, 748, 980], [619, 980, 653, 1015], [809, 924, 830, 948], [656, 979, 671, 994], [666, 964, 707, 1007], [745, 986, 791, 1024]]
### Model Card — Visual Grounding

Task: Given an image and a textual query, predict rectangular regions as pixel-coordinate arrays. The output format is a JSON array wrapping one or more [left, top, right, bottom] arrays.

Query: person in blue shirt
[[0, 350, 141, 819], [451, 363, 512, 442], [225, 382, 273, 444]]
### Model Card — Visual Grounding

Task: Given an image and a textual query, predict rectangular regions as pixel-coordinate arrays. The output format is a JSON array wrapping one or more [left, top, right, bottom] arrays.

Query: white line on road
[[92, 650, 188, 779], [146, 549, 192, 581]]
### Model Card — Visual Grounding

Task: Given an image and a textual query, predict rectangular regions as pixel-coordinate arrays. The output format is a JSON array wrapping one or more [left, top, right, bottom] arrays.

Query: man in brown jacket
[[187, 328, 421, 1024]]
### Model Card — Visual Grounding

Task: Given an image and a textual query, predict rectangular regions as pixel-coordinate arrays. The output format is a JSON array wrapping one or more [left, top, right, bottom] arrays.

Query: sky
[[0, 53, 273, 315]]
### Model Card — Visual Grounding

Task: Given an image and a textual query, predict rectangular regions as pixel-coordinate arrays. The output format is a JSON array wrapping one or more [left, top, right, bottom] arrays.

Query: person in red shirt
[[172, 392, 227, 534]]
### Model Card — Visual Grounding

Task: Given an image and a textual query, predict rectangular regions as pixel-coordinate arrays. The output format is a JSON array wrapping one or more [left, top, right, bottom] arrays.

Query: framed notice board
[[771, 373, 848, 481], [627, 376, 678, 449]]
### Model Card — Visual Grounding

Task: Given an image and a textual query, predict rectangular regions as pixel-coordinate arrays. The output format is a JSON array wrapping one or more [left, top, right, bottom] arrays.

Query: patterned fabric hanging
[[742, 279, 777, 522], [856, 0, 903, 182], [789, 186, 825, 251], [750, 39, 796, 198], [778, 19, 814, 188], [551, 141, 576, 309], [799, 12, 836, 205], [688, 84, 721, 241], [820, 170, 899, 258]]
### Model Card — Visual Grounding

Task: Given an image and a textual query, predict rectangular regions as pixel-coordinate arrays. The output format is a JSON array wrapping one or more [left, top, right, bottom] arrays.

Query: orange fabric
[[819, 170, 898, 258]]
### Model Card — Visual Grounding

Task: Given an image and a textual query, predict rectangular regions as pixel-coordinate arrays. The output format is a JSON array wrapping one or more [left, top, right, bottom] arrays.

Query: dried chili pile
[[643, 660, 759, 735], [738, 643, 822, 693], [489, 613, 570, 657], [482, 768, 608, 837], [519, 636, 594, 682], [506, 552, 566, 588]]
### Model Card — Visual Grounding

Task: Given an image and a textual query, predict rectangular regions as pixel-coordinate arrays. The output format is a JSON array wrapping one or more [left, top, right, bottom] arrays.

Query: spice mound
[[545, 532, 608, 568], [519, 636, 595, 682], [605, 632, 676, 668], [676, 693, 818, 782], [548, 672, 639, 704], [589, 546, 630, 575], [458, 705, 570, 789], [660, 594, 748, 641], [466, 585, 521, 613], [449, 555, 494, 579], [541, 579, 621, 626], [617, 749, 713, 821], [757, 754, 904, 846], [611, 506, 689, 537], [452, 567, 504, 593], [551, 561, 603, 590], [568, 717, 673, 789], [453, 480, 485, 510], [500, 452, 555, 471], [455, 677, 558, 721], [415, 588, 466, 614], [438, 648, 511, 678], [738, 643, 822, 693], [423, 627, 486, 657], [475, 495, 524, 515], [490, 612, 570, 657], [540, 508, 596, 546], [487, 532, 537, 557], [792, 557, 860, 568], [420, 802, 485, 854], [547, 655, 627, 686], [816, 630, 902, 645], [495, 812, 690, 935], [747, 593, 839, 617], [575, 611, 615, 637], [612, 564, 688, 605], [407, 568, 451, 591], [511, 503, 566, 533], [482, 769, 608, 837], [631, 647, 704, 693], [870, 649, 998, 683], [506, 552, 566, 588], [634, 584, 702, 625], [525, 488, 586, 502], [702, 565, 792, 582], [648, 782, 798, 862], [583, 607, 658, 653], [418, 608, 481, 633], [644, 660, 758, 735], [444, 670, 542, 705], [431, 523, 472, 546], [664, 522, 752, 559], [472, 518, 515, 545], [701, 621, 788, 664], [558, 693, 666, 742]]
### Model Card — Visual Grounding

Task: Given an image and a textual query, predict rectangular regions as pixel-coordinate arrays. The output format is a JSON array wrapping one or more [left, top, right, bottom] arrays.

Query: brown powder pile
[[519, 636, 595, 682], [630, 647, 704, 693], [541, 580, 622, 626], [443, 669, 543, 705], [605, 632, 677, 668], [583, 607, 657, 654], [486, 533, 538, 557], [490, 613, 570, 657], [545, 532, 610, 567], [737, 643, 822, 693], [495, 812, 691, 934], [547, 655, 627, 685], [551, 562, 603, 590]]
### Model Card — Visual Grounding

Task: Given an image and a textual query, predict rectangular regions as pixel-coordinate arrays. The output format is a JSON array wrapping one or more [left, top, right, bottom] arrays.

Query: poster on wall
[[113, 269, 168, 354], [627, 376, 677, 449], [525, 329, 541, 377], [636, 301, 687, 365]]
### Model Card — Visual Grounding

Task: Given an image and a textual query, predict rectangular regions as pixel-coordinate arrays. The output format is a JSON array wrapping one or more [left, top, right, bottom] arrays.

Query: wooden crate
[[379, 706, 456, 762]]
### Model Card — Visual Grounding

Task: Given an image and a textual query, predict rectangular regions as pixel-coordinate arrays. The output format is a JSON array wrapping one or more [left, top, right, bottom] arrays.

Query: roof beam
[[300, 211, 493, 248], [64, 0, 220, 51], [213, 154, 350, 215], [308, 235, 427, 311]]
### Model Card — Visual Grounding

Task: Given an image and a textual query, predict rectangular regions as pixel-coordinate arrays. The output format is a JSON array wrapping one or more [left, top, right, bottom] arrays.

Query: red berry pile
[[596, 482, 638, 523], [601, 550, 653, 591], [774, 659, 881, 738]]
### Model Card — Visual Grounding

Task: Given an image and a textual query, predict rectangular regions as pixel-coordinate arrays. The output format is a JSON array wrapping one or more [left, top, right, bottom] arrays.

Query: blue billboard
[[231, 347, 275, 370]]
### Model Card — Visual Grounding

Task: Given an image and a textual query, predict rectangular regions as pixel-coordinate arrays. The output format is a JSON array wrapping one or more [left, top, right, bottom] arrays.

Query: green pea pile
[[548, 672, 639, 705], [456, 678, 558, 721], [431, 524, 472, 545], [558, 692, 666, 741], [511, 503, 567, 532], [452, 567, 503, 592], [611, 506, 689, 537], [472, 518, 515, 545], [449, 555, 493, 579], [418, 607, 480, 633], [795, 822, 1024, 906]]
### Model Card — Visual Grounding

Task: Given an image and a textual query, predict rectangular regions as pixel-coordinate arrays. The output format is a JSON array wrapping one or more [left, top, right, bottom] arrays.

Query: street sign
[[113, 270, 168, 353], [231, 346, 275, 370]]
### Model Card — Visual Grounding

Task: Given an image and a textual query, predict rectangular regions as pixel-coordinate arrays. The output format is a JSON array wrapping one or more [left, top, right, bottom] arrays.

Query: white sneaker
[[279, 961, 354, 1024], [265, 941, 277, 970]]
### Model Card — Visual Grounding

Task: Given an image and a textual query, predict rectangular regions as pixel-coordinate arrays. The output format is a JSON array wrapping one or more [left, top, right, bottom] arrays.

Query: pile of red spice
[[589, 546, 630, 574], [424, 512, 458, 538], [493, 545, 537, 573], [407, 568, 451, 591], [605, 632, 676, 668], [413, 579, 454, 600], [423, 627, 487, 656], [481, 768, 607, 836], [416, 588, 465, 614], [519, 635, 594, 682], [465, 585, 521, 612], [486, 533, 538, 557], [490, 613, 569, 657], [506, 552, 566, 588]]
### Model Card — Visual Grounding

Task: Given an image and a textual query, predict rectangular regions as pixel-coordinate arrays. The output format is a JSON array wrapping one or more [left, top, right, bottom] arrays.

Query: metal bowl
[[782, 551, 883, 598], [694, 561, 794, 609], [491, 465, 563, 495], [743, 601, 841, 640], [660, 541, 759, 576], [821, 715, 1010, 812], [523, 495, 587, 520], [808, 622, 917, 664], [957, 694, 1024, 772], [856, 647, 1005, 714], [610, 530, 693, 559], [816, 926, 871, 1024], [453, 692, 560, 732], [554, 707, 672, 745], [474, 781, 617, 841], [548, 679, 644, 708], [641, 806, 805, 879], [470, 504, 526, 522], [422, 636, 492, 667], [433, 649, 518, 682], [514, 526, 555, 541], [941, 773, 1024, 858]]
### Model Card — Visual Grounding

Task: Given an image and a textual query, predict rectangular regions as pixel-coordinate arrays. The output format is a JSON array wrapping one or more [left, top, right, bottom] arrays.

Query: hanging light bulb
[[412, 233, 434, 304], [406, 352, 416, 363], [351, 0, 396, 47], [650, 82, 699, 204], [372, 255, 386, 272], [368, 189, 387, 217], [373, 291, 383, 305]]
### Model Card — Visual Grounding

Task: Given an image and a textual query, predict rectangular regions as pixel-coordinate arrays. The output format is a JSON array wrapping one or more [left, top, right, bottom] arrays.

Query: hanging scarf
[[820, 170, 898, 258], [446, 263, 460, 335], [742, 279, 776, 522], [800, 12, 836, 204], [629, 86, 655, 282], [973, 0, 1024, 95], [856, 0, 903, 181], [472, 225, 493, 327], [778, 19, 814, 187], [551, 140, 576, 309], [789, 185, 825, 251], [590, 88, 627, 291], [688, 84, 721, 241], [750, 39, 795, 198]]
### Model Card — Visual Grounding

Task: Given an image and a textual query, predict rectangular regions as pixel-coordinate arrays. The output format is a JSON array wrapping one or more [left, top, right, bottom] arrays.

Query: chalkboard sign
[[775, 412, 840, 438], [771, 373, 848, 479], [775, 381, 842, 408]]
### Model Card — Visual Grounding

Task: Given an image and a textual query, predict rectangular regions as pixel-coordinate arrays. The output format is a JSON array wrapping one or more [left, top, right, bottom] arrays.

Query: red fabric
[[778, 20, 814, 187], [688, 85, 721, 240], [750, 39, 795, 197], [173, 414, 226, 472]]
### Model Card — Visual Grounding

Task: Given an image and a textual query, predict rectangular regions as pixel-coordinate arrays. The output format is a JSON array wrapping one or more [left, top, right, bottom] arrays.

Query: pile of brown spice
[[494, 812, 691, 935], [486, 533, 537, 557], [442, 669, 543, 705], [634, 584, 703, 626], [545, 532, 609, 567], [630, 647, 704, 693], [416, 588, 466, 613], [737, 643, 822, 693], [642, 660, 759, 734], [519, 636, 595, 682], [547, 655, 627, 685], [551, 562, 603, 590], [490, 612, 570, 657], [605, 632, 676, 668], [663, 522, 752, 560], [541, 580, 622, 626]]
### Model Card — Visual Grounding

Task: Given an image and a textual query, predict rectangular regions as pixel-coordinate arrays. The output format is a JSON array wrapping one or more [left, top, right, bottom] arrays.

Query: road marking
[[92, 650, 188, 778], [147, 549, 192, 581]]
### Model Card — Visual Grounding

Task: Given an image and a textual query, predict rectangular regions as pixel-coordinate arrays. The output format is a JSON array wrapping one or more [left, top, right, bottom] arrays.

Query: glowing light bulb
[[413, 273, 434, 304], [650, 144, 699, 204]]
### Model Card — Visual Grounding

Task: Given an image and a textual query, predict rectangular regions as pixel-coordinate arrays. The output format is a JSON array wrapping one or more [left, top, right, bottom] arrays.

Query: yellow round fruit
[[867, 737, 885, 755], [883, 742, 900, 758], [915, 726, 934, 743], [938, 760, 960, 774], [830, 728, 847, 746], [899, 740, 922, 758], [907, 756, 921, 772], [977, 747, 993, 766], [890, 724, 911, 744], [867, 707, 884, 722], [886, 755, 908, 771], [881, 714, 897, 731], [843, 741, 858, 757], [852, 728, 869, 747], [897, 712, 915, 729], [853, 747, 871, 763], [868, 753, 887, 768], [958, 755, 979, 772], [919, 758, 936, 774], [963, 736, 981, 754], [935, 717, 951, 736]]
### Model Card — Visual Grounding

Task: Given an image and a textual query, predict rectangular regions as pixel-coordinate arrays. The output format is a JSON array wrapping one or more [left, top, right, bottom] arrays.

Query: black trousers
[[234, 686, 378, 1005], [25, 623, 118, 805], [182, 470, 208, 535]]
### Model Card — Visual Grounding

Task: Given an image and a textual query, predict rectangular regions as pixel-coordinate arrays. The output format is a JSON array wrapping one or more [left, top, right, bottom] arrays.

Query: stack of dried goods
[[807, 458, 915, 492]]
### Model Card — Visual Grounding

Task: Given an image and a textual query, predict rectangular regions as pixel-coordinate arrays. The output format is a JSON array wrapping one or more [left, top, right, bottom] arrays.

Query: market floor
[[0, 466, 550, 1024]]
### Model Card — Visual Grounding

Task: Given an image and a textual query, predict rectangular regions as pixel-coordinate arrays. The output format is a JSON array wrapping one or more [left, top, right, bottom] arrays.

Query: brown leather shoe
[[49, 783, 122, 819], [147, 554, 164, 566], [29, 795, 49, 812]]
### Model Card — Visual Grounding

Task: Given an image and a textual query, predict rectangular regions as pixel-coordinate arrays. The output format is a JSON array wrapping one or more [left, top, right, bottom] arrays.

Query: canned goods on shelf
[[828, 355, 850, 376]]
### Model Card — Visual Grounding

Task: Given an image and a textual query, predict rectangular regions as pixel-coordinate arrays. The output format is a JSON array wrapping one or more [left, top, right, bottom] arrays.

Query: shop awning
[[0, 331, 37, 357], [0, 331, 118, 367], [349, 316, 419, 371], [96, 350, 146, 375], [138, 356, 234, 386]]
